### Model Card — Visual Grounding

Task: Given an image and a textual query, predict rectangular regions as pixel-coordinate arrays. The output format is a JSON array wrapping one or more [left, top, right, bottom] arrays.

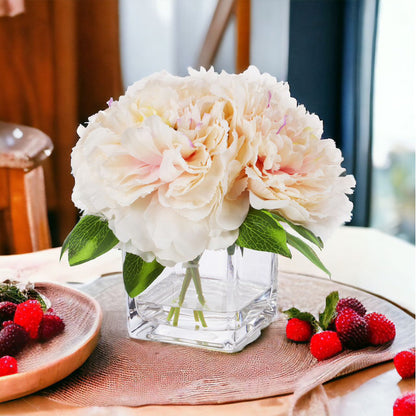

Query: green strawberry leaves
[[283, 291, 340, 332], [318, 291, 339, 330], [60, 215, 119, 266], [283, 307, 320, 332]]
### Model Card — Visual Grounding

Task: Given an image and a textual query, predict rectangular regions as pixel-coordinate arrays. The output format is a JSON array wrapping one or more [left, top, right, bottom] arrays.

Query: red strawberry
[[310, 331, 343, 361], [335, 307, 369, 349], [365, 312, 396, 345], [0, 302, 17, 322], [38, 314, 65, 341], [393, 392, 415, 416], [14, 299, 44, 339], [336, 297, 366, 316], [0, 323, 29, 356], [286, 318, 313, 342], [394, 350, 415, 379], [0, 355, 18, 377]]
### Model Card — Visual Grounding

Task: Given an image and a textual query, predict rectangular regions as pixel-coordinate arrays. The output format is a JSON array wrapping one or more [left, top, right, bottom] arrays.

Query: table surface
[[0, 226, 414, 415]]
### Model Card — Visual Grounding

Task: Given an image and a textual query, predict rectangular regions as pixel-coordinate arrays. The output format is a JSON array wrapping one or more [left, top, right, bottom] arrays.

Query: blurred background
[[0, 0, 414, 253]]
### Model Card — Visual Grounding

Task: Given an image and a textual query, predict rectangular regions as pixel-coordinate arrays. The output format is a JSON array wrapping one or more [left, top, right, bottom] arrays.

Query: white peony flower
[[72, 69, 250, 266], [71, 66, 355, 265]]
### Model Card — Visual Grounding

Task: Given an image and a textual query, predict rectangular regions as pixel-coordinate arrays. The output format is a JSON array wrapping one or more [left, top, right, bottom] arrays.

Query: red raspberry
[[336, 297, 366, 316], [0, 356, 18, 377], [38, 314, 65, 341], [393, 392, 415, 416], [394, 350, 415, 379], [14, 300, 44, 339], [0, 323, 29, 356], [310, 331, 343, 361], [365, 312, 396, 345], [0, 302, 17, 323], [286, 318, 313, 342], [335, 308, 369, 349], [2, 320, 14, 328]]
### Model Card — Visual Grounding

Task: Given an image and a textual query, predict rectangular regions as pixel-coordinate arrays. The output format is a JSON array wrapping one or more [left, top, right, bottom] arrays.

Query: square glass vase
[[127, 247, 278, 353]]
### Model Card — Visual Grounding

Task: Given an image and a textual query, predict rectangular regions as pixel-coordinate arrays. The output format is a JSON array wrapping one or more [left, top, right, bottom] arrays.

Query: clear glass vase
[[126, 247, 278, 353]]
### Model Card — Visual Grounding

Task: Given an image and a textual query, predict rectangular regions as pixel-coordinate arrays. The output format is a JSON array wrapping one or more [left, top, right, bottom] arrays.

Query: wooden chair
[[197, 0, 251, 73], [0, 121, 53, 254]]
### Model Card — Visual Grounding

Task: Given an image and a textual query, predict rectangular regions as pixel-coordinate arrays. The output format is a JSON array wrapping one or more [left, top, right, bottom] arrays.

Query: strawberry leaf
[[318, 291, 339, 330], [283, 307, 320, 331]]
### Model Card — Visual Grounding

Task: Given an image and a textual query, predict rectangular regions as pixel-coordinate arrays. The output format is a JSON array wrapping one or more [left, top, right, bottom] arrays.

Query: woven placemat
[[38, 272, 414, 413]]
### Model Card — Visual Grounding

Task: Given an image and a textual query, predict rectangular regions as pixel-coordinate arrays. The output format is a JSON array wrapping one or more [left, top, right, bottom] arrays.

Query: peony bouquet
[[62, 66, 355, 298]]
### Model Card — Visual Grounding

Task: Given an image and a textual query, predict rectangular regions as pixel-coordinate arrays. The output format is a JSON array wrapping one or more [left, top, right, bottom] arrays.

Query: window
[[370, 0, 415, 243]]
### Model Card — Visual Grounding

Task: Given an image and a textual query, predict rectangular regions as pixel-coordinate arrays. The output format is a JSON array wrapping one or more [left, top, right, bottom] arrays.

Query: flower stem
[[196, 310, 207, 327], [173, 307, 180, 326], [168, 255, 208, 327]]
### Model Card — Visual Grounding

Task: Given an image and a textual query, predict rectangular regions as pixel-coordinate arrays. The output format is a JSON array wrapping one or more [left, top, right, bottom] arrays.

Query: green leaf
[[123, 252, 165, 298], [283, 307, 320, 332], [236, 209, 291, 257], [286, 232, 331, 277], [318, 291, 339, 330], [60, 215, 119, 266], [271, 211, 323, 249]]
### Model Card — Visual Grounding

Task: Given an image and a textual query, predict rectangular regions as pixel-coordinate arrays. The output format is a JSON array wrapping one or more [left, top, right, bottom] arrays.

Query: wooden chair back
[[0, 121, 52, 254]]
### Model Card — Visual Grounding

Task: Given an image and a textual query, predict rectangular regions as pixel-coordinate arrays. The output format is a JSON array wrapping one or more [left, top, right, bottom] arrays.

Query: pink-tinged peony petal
[[106, 97, 114, 107], [267, 90, 272, 108], [276, 115, 287, 135]]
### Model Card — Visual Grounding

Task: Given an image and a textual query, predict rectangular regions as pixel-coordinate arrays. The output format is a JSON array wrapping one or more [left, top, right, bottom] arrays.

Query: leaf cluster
[[61, 208, 331, 299], [283, 291, 339, 332]]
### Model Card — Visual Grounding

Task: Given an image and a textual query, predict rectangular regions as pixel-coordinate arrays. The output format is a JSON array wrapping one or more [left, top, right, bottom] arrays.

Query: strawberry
[[393, 392, 415, 416], [0, 323, 29, 356], [14, 299, 44, 339], [365, 312, 396, 345], [0, 302, 17, 323], [38, 314, 65, 341], [394, 350, 415, 379], [0, 356, 18, 377], [310, 331, 343, 361], [286, 318, 313, 342], [336, 297, 366, 317], [335, 307, 369, 349]]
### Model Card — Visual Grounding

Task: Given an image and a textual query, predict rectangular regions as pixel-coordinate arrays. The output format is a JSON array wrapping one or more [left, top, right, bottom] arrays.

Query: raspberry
[[310, 331, 343, 361], [336, 297, 366, 316], [0, 302, 17, 323], [286, 318, 313, 342], [335, 307, 369, 349], [365, 312, 396, 345], [0, 356, 18, 377], [393, 392, 415, 416], [394, 350, 415, 379], [38, 314, 65, 341], [0, 323, 29, 356], [14, 299, 44, 339], [2, 320, 14, 328]]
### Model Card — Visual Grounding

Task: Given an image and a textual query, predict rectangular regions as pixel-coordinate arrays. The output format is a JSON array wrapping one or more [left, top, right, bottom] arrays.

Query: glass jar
[[127, 247, 278, 352]]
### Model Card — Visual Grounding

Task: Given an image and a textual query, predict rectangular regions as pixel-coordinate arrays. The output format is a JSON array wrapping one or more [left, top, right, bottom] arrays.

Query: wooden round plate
[[0, 282, 102, 403]]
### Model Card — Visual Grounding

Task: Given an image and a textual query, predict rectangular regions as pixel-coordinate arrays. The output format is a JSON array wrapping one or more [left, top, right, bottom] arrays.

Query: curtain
[[288, 0, 379, 226], [0, 0, 123, 247]]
